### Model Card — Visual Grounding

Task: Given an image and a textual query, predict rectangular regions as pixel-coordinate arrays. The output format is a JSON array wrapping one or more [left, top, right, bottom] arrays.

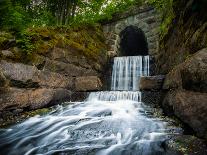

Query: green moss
[[0, 31, 13, 48], [0, 24, 107, 66], [160, 12, 175, 40], [0, 108, 52, 128], [147, 0, 175, 40], [14, 25, 106, 64]]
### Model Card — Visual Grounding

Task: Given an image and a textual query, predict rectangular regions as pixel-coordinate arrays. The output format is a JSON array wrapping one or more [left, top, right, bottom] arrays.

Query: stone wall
[[0, 27, 108, 124], [0, 47, 105, 123], [102, 5, 161, 58], [155, 0, 207, 74]]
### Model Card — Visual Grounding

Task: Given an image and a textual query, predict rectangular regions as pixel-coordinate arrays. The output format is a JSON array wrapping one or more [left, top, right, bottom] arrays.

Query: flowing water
[[0, 56, 182, 155], [111, 56, 149, 91]]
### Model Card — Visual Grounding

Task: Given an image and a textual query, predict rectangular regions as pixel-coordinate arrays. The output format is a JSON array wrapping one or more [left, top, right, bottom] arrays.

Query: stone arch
[[113, 20, 152, 57], [103, 6, 160, 57]]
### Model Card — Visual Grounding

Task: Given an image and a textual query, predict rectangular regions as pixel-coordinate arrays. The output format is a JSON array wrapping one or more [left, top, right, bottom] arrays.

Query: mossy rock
[[0, 32, 13, 49], [15, 25, 107, 65], [0, 108, 52, 128], [165, 135, 207, 154]]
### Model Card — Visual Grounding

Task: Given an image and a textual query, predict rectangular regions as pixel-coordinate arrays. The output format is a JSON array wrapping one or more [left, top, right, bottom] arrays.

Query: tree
[[0, 0, 144, 30]]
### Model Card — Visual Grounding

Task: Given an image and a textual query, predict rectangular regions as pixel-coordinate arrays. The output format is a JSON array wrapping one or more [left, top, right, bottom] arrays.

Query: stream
[[0, 56, 183, 155]]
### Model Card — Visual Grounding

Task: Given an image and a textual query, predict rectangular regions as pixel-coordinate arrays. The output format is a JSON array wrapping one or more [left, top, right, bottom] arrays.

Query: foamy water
[[0, 98, 182, 155]]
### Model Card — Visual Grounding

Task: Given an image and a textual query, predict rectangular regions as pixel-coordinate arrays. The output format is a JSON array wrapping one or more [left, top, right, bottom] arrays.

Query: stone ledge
[[140, 75, 165, 91]]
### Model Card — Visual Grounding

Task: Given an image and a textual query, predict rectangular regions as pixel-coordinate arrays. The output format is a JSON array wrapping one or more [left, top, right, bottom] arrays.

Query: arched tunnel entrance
[[120, 26, 148, 56]]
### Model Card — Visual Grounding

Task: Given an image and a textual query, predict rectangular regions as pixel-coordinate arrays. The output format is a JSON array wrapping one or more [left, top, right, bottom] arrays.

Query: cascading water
[[111, 56, 149, 91], [0, 56, 182, 155], [88, 91, 142, 102]]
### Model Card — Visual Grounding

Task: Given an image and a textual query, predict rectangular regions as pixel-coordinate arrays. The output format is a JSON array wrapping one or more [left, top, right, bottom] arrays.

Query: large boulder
[[162, 48, 207, 139], [0, 88, 71, 112], [75, 76, 102, 92], [48, 47, 92, 69], [139, 75, 165, 91], [162, 90, 207, 138], [44, 59, 98, 77], [37, 71, 73, 89], [163, 48, 207, 92], [0, 60, 73, 89]]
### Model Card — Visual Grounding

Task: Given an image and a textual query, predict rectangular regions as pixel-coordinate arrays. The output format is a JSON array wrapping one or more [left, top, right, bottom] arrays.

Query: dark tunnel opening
[[120, 25, 149, 56]]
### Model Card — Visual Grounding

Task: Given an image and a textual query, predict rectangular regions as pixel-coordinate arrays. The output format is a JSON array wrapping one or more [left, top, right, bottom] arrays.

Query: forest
[[0, 0, 144, 31]]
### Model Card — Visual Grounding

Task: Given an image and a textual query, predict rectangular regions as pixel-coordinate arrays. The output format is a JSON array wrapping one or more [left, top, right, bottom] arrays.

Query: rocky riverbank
[[0, 26, 108, 125]]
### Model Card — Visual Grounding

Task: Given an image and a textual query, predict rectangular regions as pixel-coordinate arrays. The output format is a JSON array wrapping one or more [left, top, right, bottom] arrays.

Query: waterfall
[[88, 91, 142, 102], [111, 56, 149, 91], [87, 56, 149, 102]]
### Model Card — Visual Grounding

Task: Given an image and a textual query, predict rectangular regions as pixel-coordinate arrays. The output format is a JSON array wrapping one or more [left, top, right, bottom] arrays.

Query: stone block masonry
[[102, 5, 161, 58]]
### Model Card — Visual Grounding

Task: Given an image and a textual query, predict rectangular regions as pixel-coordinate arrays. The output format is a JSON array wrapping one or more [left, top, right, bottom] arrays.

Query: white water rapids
[[0, 56, 182, 155]]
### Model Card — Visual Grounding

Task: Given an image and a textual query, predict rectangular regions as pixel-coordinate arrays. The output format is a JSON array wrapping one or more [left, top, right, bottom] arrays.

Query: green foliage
[[73, 0, 143, 25], [16, 32, 35, 54], [0, 0, 144, 57], [147, 0, 175, 39], [0, 31, 13, 48], [0, 0, 31, 31], [13, 25, 107, 63], [0, 0, 144, 32]]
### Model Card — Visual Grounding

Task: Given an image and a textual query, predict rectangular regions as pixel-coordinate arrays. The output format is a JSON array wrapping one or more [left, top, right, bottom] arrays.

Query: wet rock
[[0, 88, 71, 112], [140, 75, 165, 91], [75, 76, 102, 92], [164, 135, 207, 155], [142, 91, 164, 105], [162, 90, 207, 138], [163, 48, 207, 92], [70, 92, 89, 102]]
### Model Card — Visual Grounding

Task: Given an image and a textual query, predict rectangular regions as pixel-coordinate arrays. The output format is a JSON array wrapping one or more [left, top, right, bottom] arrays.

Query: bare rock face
[[162, 90, 207, 138], [0, 60, 104, 120], [162, 49, 207, 139], [44, 59, 98, 77], [48, 47, 92, 69], [139, 75, 165, 91], [75, 76, 102, 92], [155, 0, 207, 75], [163, 48, 207, 92], [37, 71, 73, 89], [0, 61, 75, 118]]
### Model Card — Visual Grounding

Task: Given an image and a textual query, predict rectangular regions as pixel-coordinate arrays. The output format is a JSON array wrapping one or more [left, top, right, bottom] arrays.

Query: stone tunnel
[[102, 5, 161, 58]]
